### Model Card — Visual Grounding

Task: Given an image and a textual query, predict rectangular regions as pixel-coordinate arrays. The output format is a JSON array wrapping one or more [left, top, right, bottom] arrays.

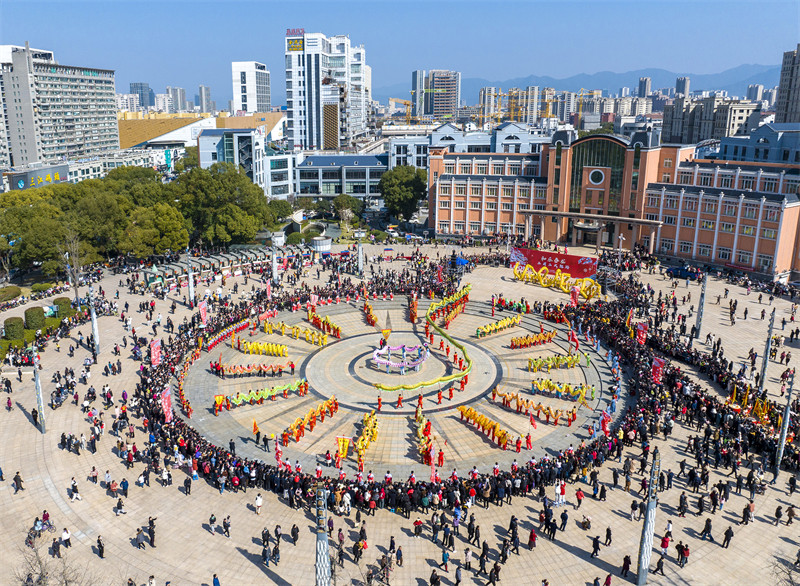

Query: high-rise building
[[154, 93, 174, 113], [776, 43, 800, 124], [166, 86, 189, 112], [620, 87, 630, 98], [675, 76, 690, 97], [130, 82, 154, 108], [507, 86, 540, 124], [763, 87, 779, 109], [427, 70, 461, 119], [231, 61, 271, 114], [638, 77, 651, 98], [198, 85, 213, 113], [116, 93, 140, 112], [285, 31, 368, 150], [662, 96, 761, 143], [479, 87, 498, 120], [411, 70, 425, 118], [0, 42, 118, 167], [746, 84, 764, 102], [363, 65, 372, 102]]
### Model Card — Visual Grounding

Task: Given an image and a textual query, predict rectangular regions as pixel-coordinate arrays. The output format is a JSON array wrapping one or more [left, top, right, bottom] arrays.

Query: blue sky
[[2, 0, 797, 106]]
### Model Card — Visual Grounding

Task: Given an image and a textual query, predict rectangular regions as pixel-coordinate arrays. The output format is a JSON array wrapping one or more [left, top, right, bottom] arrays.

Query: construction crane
[[389, 97, 412, 124], [575, 88, 596, 130], [409, 88, 445, 123]]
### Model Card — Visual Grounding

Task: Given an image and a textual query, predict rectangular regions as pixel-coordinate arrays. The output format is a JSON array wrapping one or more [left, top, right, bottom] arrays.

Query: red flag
[[437, 265, 443, 283], [651, 357, 665, 383], [636, 322, 648, 345]]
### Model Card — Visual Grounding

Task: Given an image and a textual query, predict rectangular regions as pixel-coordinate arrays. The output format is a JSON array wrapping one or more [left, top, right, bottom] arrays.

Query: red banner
[[199, 300, 208, 325], [150, 339, 161, 367], [266, 280, 272, 301], [437, 265, 443, 283], [161, 385, 173, 423], [651, 357, 665, 384], [636, 322, 649, 345], [510, 248, 598, 278]]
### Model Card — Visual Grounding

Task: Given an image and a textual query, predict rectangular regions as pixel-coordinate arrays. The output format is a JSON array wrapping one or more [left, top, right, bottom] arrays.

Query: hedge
[[4, 317, 23, 340], [31, 282, 55, 293], [53, 297, 71, 317], [9, 330, 36, 350], [24, 307, 45, 330], [0, 286, 22, 303]]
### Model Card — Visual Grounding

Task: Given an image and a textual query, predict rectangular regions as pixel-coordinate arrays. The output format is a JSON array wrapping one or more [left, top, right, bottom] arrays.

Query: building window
[[502, 187, 513, 197], [701, 220, 715, 230], [678, 172, 692, 185], [722, 203, 737, 216], [702, 201, 717, 214], [501, 203, 513, 211], [663, 196, 678, 209], [470, 186, 482, 196], [765, 207, 779, 222], [455, 185, 466, 195], [762, 228, 777, 239], [492, 165, 504, 175], [518, 187, 530, 197], [720, 222, 734, 233], [444, 163, 455, 174], [470, 201, 481, 209], [737, 250, 752, 265], [534, 187, 547, 199], [661, 173, 671, 182], [484, 223, 497, 233], [459, 164, 471, 174], [762, 178, 778, 192], [476, 164, 487, 174], [439, 185, 450, 195], [645, 214, 659, 221], [486, 202, 497, 210], [663, 216, 676, 225], [469, 222, 481, 233], [743, 205, 757, 219], [740, 177, 754, 190], [646, 196, 659, 208], [697, 244, 712, 257], [508, 164, 521, 175], [682, 218, 696, 227], [757, 254, 773, 271], [660, 239, 674, 252], [719, 175, 733, 188], [684, 198, 697, 211], [663, 158, 673, 168], [438, 222, 448, 232], [440, 200, 450, 208], [454, 201, 465, 209], [486, 186, 498, 197], [741, 225, 755, 236], [717, 247, 731, 260], [699, 174, 712, 186], [453, 222, 465, 233], [679, 241, 693, 254]]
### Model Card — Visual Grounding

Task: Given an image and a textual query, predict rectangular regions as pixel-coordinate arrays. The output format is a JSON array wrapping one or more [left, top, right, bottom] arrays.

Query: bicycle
[[42, 520, 56, 533]]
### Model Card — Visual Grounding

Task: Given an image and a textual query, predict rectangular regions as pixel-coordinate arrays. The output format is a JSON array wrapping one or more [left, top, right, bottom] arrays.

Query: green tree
[[174, 146, 198, 173], [172, 163, 273, 246], [120, 203, 189, 258], [268, 199, 293, 221], [378, 165, 427, 221]]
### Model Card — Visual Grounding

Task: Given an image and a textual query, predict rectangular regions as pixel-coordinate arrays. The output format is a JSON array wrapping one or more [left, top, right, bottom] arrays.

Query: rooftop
[[298, 155, 388, 167], [647, 182, 799, 204]]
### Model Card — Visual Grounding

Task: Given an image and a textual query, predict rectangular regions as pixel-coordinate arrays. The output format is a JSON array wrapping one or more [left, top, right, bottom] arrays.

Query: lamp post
[[774, 369, 795, 482], [617, 233, 625, 266], [314, 482, 331, 586], [186, 251, 195, 309], [760, 308, 776, 390], [694, 274, 708, 338], [636, 451, 661, 585], [33, 354, 46, 434], [88, 285, 100, 356]]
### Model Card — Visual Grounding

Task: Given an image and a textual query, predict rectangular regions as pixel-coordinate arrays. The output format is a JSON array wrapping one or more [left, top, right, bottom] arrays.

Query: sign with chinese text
[[510, 247, 598, 278]]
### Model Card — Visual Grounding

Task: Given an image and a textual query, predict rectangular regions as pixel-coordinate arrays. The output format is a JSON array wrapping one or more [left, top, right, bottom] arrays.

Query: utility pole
[[636, 451, 661, 586], [760, 308, 776, 390], [272, 245, 279, 285], [357, 241, 364, 277], [774, 369, 796, 482], [694, 274, 707, 338]]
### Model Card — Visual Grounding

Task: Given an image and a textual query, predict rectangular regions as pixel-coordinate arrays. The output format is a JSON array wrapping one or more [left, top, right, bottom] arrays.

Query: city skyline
[[3, 0, 797, 108]]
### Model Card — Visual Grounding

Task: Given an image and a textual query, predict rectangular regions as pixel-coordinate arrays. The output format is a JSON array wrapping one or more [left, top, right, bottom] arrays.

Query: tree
[[332, 194, 361, 231], [172, 163, 273, 246], [13, 542, 97, 585], [378, 165, 427, 221], [268, 199, 293, 221], [119, 203, 189, 258], [174, 146, 198, 173], [57, 230, 93, 302]]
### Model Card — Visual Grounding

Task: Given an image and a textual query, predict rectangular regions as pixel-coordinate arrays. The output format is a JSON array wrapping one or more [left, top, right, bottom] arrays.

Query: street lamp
[[618, 234, 625, 266]]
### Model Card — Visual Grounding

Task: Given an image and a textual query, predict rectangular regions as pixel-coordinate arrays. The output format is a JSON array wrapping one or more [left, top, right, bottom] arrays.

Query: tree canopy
[[0, 160, 272, 276], [378, 166, 427, 221]]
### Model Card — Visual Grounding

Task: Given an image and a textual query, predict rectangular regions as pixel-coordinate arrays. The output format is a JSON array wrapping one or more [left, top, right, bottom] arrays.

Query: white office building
[[0, 42, 118, 167], [285, 31, 368, 150], [154, 93, 174, 113], [231, 61, 271, 114], [116, 93, 140, 112]]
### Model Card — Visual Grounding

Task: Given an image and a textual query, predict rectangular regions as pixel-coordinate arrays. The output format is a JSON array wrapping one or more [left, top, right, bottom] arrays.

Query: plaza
[[0, 242, 798, 586]]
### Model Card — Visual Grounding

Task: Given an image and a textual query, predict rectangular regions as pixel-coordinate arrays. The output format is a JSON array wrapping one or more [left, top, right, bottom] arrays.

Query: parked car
[[665, 265, 699, 280]]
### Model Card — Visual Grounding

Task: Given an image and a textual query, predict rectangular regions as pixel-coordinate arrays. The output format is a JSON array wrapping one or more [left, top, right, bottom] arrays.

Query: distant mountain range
[[373, 64, 781, 106]]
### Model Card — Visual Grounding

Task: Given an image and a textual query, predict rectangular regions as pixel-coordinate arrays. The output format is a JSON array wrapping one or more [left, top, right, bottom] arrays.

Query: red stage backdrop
[[510, 248, 598, 278]]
